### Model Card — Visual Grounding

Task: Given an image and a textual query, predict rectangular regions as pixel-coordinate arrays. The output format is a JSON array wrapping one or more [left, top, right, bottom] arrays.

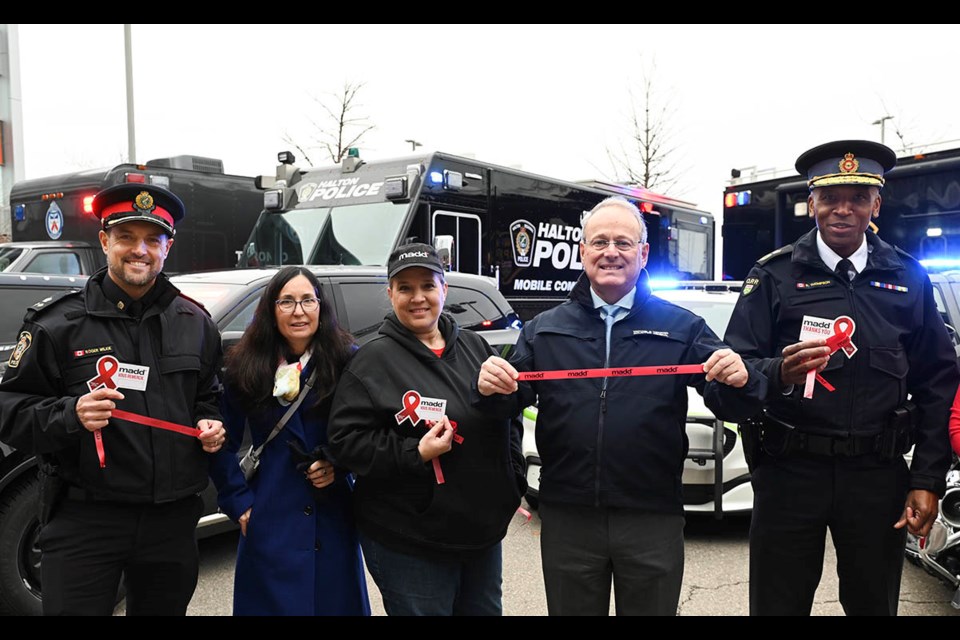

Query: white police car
[[522, 282, 752, 516]]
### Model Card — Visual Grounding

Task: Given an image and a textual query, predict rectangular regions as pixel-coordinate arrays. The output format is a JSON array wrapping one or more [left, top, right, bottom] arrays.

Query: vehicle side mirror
[[435, 235, 454, 271]]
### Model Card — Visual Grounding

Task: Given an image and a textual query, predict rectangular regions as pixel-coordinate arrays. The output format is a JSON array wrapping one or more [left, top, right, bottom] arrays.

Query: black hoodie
[[328, 312, 525, 559]]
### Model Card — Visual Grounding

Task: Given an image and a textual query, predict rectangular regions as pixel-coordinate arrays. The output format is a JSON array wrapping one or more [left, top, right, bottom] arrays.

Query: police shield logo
[[741, 277, 760, 296], [7, 331, 32, 369], [297, 182, 318, 202], [510, 220, 537, 267], [45, 201, 64, 240]]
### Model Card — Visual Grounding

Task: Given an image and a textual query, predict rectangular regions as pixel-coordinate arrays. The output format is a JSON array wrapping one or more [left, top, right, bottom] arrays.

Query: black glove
[[286, 439, 339, 501]]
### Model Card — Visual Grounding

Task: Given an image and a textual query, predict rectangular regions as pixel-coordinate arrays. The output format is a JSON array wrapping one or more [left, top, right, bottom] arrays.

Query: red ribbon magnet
[[87, 355, 120, 391], [804, 315, 856, 399], [395, 390, 422, 425]]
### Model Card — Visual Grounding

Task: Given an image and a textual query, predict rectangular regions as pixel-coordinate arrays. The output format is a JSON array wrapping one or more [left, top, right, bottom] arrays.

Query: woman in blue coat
[[210, 266, 370, 616]]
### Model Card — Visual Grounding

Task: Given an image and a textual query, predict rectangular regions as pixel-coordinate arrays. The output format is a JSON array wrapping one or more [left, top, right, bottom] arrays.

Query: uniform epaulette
[[23, 288, 82, 321], [176, 291, 212, 317], [756, 245, 794, 266]]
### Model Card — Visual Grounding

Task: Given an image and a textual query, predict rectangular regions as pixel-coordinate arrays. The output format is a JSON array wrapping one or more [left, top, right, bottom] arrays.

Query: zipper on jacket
[[597, 326, 609, 507], [595, 394, 605, 507]]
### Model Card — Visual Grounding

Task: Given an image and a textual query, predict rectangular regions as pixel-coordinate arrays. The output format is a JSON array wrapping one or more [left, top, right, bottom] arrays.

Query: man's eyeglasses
[[275, 298, 320, 313], [586, 238, 639, 252]]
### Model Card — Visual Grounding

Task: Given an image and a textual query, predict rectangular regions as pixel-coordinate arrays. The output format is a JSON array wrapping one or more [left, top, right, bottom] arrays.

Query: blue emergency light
[[920, 258, 960, 270]]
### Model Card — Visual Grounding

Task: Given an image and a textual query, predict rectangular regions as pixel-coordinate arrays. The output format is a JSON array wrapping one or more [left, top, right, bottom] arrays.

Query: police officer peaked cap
[[795, 140, 897, 190], [92, 183, 185, 236]]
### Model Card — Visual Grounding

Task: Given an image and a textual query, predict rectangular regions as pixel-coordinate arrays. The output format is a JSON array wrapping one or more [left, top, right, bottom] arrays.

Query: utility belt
[[739, 402, 916, 470]]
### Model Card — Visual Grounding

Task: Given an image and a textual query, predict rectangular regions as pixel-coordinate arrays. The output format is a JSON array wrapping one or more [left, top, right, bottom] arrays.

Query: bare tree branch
[[285, 81, 377, 166], [605, 59, 684, 194]]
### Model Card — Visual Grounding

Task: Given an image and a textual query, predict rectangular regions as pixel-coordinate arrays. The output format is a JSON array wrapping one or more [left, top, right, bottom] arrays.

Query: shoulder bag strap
[[250, 370, 317, 458]]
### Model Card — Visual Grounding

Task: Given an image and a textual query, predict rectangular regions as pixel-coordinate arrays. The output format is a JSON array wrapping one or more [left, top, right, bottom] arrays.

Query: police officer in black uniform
[[0, 183, 227, 616], [724, 140, 960, 616]]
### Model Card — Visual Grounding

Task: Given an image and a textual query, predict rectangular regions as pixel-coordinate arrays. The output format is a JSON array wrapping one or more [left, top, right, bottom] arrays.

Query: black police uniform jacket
[[327, 312, 526, 559], [0, 269, 223, 503], [724, 229, 959, 495], [476, 270, 768, 515]]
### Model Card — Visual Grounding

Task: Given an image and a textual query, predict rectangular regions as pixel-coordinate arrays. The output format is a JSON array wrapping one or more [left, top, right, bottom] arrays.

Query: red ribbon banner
[[429, 420, 463, 485], [517, 364, 705, 381], [93, 409, 201, 468]]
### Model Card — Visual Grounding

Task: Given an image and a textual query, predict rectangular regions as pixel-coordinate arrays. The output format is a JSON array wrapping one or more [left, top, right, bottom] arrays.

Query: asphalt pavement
[[116, 498, 960, 617]]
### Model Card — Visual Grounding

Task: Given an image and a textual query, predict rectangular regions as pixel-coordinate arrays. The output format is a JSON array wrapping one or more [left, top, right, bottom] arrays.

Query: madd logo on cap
[[387, 242, 445, 278]]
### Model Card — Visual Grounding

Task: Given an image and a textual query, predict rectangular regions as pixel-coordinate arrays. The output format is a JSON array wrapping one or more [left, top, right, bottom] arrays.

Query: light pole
[[124, 24, 136, 163], [405, 139, 422, 152], [872, 115, 893, 145]]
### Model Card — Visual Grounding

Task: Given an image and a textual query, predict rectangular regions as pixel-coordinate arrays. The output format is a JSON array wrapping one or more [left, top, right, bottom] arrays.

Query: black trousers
[[539, 501, 684, 616], [749, 451, 909, 616], [40, 493, 204, 616]]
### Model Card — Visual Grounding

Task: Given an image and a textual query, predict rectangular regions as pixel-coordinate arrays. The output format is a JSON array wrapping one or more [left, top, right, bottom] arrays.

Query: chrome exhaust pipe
[[918, 522, 960, 589], [941, 486, 960, 529]]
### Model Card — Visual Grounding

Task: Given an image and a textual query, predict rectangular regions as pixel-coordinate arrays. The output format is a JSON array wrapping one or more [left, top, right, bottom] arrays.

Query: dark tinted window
[[221, 290, 267, 333], [337, 282, 392, 342], [445, 285, 502, 329], [0, 247, 25, 272]]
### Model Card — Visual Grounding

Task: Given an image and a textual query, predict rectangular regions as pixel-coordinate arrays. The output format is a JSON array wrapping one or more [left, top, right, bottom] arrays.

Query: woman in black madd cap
[[328, 242, 526, 616]]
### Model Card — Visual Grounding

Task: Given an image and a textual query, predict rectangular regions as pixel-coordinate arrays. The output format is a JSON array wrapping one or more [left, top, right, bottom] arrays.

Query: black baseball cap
[[387, 242, 445, 279], [92, 183, 185, 236]]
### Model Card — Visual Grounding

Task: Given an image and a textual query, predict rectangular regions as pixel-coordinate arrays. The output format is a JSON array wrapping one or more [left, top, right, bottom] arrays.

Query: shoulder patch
[[7, 331, 32, 369], [741, 277, 760, 297], [756, 244, 794, 266], [23, 288, 82, 321]]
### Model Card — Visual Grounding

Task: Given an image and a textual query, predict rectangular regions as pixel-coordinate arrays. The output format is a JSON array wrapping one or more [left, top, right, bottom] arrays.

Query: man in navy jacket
[[476, 196, 766, 616]]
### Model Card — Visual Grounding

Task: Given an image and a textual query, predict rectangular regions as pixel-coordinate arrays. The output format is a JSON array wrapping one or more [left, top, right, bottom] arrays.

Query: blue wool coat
[[210, 362, 370, 616]]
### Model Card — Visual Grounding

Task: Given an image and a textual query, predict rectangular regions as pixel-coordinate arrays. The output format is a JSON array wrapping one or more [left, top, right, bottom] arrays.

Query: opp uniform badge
[[7, 331, 32, 369]]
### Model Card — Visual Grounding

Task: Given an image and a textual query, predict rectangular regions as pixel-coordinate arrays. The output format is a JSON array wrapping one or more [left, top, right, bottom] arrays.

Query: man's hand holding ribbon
[[75, 386, 125, 432], [477, 349, 752, 396], [780, 339, 832, 387]]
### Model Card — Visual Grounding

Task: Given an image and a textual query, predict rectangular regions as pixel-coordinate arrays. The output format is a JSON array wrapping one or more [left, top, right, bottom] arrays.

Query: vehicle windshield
[[241, 202, 404, 267]]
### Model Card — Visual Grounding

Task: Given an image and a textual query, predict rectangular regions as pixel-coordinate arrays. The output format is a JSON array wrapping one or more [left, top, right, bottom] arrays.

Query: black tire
[[0, 475, 43, 616]]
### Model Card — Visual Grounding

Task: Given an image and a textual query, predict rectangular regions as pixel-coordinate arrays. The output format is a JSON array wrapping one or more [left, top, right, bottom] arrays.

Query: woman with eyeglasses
[[327, 243, 527, 616], [209, 266, 370, 616]]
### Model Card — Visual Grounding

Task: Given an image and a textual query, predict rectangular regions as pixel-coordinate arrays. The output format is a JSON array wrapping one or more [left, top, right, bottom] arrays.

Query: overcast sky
[[14, 24, 960, 219]]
